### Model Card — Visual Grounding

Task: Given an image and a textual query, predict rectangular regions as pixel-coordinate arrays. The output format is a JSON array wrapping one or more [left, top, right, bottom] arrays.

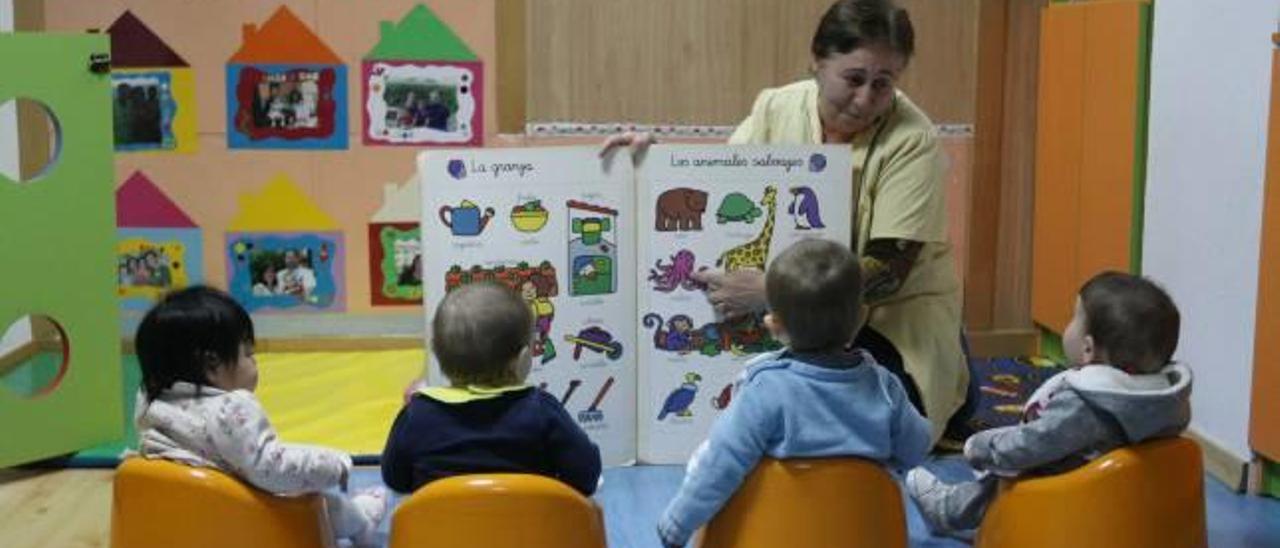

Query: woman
[[604, 0, 968, 442]]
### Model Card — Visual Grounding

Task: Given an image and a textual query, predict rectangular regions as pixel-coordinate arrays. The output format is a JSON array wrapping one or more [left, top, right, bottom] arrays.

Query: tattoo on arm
[[860, 238, 923, 303]]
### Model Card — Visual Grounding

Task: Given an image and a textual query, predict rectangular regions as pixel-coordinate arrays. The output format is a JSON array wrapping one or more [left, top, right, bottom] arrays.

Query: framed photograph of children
[[369, 222, 423, 306], [226, 65, 348, 149], [116, 231, 200, 309], [362, 61, 482, 147], [226, 232, 345, 312], [112, 71, 178, 152]]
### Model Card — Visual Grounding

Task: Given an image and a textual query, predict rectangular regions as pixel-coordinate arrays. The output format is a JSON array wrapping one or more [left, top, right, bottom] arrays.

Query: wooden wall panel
[[496, 0, 526, 133], [524, 0, 979, 126], [991, 0, 1044, 329], [964, 0, 1007, 330], [1250, 36, 1280, 461]]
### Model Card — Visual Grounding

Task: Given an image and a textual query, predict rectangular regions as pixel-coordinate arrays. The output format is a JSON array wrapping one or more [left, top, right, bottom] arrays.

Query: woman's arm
[[860, 238, 922, 304]]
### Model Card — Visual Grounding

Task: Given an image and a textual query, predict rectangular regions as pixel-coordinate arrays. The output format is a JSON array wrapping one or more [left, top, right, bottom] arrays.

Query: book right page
[[636, 145, 854, 464]]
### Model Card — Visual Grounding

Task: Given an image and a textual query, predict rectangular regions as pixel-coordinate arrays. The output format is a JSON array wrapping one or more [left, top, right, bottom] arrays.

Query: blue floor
[[351, 456, 1280, 547]]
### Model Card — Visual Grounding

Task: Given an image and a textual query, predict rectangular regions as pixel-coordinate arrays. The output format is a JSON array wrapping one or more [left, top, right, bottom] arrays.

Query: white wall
[[1143, 0, 1279, 459], [1, 0, 17, 181], [0, 0, 27, 359]]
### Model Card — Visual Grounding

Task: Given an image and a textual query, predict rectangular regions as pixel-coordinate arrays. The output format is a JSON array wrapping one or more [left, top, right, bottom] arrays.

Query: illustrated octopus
[[647, 249, 709, 293]]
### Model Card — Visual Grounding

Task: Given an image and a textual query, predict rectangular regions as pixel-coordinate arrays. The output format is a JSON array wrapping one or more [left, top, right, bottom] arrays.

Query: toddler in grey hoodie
[[907, 271, 1192, 538]]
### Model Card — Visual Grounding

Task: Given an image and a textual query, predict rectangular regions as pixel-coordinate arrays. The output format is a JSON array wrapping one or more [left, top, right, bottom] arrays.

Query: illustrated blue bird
[[658, 372, 703, 421]]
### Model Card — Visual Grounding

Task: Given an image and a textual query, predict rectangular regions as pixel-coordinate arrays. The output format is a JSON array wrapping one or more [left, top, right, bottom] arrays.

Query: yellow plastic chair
[[975, 437, 1206, 548], [110, 457, 333, 548], [697, 457, 908, 548], [389, 474, 606, 548]]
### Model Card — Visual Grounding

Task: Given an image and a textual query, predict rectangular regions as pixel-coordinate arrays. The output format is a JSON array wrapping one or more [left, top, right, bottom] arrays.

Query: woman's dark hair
[[136, 286, 255, 401], [1079, 272, 1180, 374], [811, 0, 915, 61]]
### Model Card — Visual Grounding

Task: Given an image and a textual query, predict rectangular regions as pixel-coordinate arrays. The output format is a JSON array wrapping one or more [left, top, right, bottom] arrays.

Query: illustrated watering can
[[439, 200, 495, 236]]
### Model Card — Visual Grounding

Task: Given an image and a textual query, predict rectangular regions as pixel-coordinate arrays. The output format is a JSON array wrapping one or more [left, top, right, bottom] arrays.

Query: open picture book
[[420, 145, 852, 465]]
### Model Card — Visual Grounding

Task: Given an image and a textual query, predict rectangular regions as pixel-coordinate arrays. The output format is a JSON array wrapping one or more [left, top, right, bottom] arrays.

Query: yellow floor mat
[[254, 349, 425, 455]]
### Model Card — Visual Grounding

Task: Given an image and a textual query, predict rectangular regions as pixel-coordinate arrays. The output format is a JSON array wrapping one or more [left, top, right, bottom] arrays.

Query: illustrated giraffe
[[717, 185, 778, 271]]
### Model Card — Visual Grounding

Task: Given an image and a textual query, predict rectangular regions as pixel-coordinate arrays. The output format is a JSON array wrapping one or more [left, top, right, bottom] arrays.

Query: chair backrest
[[389, 474, 606, 548], [975, 437, 1207, 548], [110, 457, 333, 548], [698, 457, 908, 548]]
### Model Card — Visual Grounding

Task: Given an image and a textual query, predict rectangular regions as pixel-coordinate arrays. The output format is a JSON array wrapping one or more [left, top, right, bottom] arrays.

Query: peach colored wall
[[44, 0, 496, 314]]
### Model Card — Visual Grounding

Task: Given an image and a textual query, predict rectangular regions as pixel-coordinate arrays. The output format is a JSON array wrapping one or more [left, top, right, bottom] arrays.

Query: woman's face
[[813, 44, 906, 140]]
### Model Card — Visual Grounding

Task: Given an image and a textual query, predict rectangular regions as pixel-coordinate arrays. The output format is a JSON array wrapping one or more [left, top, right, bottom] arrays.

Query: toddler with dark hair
[[907, 271, 1192, 539], [658, 239, 932, 547], [134, 286, 386, 547]]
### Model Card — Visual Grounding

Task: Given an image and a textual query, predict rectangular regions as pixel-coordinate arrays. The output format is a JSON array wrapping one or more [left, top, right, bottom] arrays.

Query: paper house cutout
[[115, 171, 202, 309], [369, 175, 423, 306], [117, 171, 196, 228], [371, 175, 422, 223], [107, 11, 188, 68], [226, 174, 345, 312], [367, 4, 478, 61], [226, 6, 348, 150], [362, 4, 483, 147], [228, 174, 339, 231], [230, 6, 342, 65], [107, 11, 197, 153]]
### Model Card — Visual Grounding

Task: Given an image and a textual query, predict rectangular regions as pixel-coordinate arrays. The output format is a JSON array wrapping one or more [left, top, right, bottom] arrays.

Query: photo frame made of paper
[[112, 68, 196, 153], [117, 228, 202, 309], [362, 61, 482, 146], [225, 232, 344, 312], [226, 64, 348, 149], [369, 222, 423, 305]]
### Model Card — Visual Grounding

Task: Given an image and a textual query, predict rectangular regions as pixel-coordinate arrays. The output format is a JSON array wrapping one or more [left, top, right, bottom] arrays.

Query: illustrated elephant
[[655, 187, 709, 231]]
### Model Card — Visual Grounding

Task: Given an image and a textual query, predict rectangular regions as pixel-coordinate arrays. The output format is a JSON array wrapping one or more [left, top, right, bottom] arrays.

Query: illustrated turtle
[[715, 192, 763, 224]]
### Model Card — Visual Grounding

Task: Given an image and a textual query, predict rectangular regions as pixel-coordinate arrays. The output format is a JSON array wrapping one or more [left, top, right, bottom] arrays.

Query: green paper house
[[362, 4, 483, 146]]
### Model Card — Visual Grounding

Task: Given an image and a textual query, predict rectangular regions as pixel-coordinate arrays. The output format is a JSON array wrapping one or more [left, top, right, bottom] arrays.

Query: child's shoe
[[905, 468, 974, 541], [350, 486, 388, 548]]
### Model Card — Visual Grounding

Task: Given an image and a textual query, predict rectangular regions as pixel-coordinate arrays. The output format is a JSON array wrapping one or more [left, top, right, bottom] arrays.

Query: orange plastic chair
[[975, 437, 1207, 548], [110, 457, 333, 548], [389, 474, 606, 548], [697, 457, 908, 548]]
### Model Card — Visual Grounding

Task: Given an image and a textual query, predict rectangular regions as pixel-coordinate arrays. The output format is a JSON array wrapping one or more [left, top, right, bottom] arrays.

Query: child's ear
[[1081, 334, 1097, 364], [512, 345, 533, 382], [763, 313, 787, 340]]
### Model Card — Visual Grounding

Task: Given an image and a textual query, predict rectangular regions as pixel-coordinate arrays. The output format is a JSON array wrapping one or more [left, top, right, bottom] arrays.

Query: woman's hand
[[691, 269, 767, 320], [599, 131, 657, 163]]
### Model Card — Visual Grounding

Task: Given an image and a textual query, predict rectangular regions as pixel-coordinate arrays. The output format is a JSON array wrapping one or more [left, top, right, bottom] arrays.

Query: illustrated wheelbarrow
[[564, 326, 624, 360]]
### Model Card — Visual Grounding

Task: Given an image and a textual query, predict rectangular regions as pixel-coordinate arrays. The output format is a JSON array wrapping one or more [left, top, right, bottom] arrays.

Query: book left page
[[419, 147, 638, 465]]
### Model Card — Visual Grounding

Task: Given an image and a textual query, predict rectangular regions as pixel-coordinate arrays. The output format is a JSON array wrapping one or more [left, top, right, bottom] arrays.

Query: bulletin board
[[43, 0, 499, 318]]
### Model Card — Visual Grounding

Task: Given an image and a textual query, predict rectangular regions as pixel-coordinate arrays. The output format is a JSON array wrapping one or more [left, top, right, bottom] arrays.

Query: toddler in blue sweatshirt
[[381, 282, 602, 495], [658, 239, 933, 547]]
